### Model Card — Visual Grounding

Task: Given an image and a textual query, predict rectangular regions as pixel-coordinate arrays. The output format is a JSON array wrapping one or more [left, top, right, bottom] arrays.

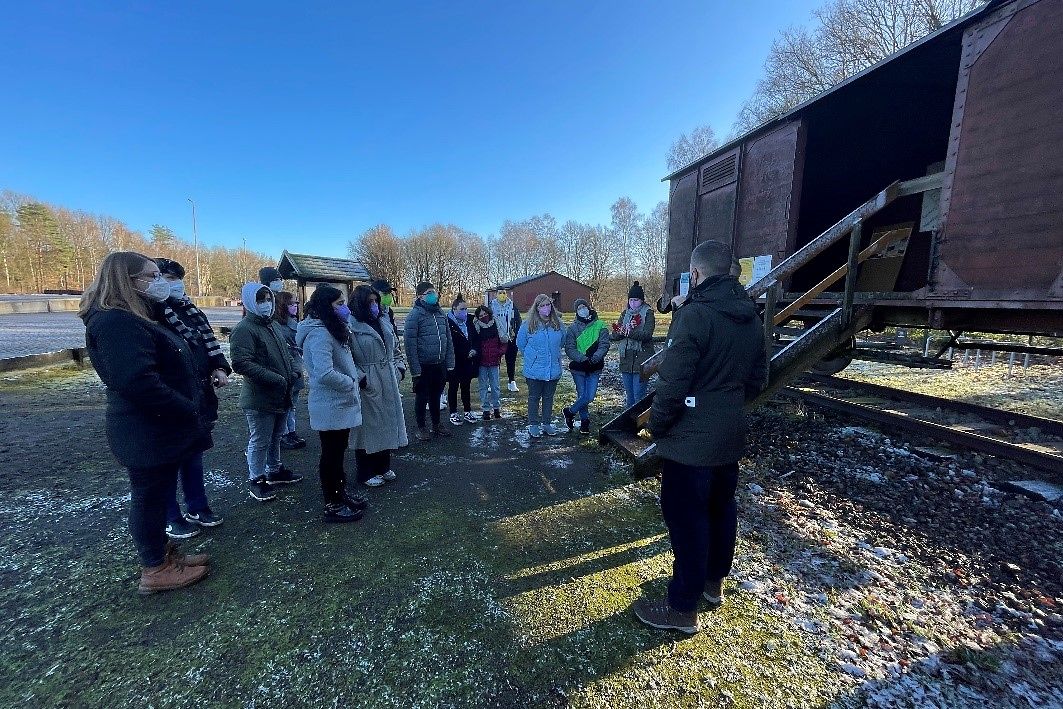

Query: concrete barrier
[[0, 348, 91, 373]]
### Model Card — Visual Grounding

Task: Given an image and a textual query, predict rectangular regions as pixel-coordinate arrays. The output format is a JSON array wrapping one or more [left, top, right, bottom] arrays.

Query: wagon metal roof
[[661, 0, 1006, 182], [278, 250, 372, 282]]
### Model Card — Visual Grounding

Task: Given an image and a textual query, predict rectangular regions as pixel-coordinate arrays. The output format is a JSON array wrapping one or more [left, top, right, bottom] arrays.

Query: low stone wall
[[0, 348, 90, 373]]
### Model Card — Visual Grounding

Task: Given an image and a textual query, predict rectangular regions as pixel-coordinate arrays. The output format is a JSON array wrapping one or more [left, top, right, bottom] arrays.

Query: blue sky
[[0, 1, 820, 257]]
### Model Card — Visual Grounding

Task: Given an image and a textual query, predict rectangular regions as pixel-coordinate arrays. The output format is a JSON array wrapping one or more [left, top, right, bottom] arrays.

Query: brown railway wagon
[[662, 0, 1062, 337]]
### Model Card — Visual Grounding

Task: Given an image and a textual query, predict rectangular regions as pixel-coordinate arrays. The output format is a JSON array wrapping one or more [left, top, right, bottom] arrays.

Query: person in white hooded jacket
[[295, 286, 369, 523]]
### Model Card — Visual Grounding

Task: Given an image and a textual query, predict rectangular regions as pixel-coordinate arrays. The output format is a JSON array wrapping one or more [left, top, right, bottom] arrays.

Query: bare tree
[[610, 197, 643, 283], [666, 124, 720, 171], [348, 224, 405, 288], [734, 0, 985, 135], [640, 201, 669, 302]]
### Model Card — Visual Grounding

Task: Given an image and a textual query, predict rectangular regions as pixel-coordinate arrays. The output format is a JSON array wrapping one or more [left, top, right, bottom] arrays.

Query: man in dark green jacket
[[633, 241, 767, 634], [231, 282, 304, 502]]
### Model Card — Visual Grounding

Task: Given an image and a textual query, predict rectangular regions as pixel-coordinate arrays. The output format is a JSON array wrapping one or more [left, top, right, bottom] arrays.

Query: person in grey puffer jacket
[[403, 281, 455, 440], [295, 285, 368, 523]]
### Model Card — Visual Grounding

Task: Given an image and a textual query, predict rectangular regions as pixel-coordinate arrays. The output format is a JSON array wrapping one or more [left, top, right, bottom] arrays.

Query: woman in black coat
[[445, 294, 481, 425], [80, 251, 211, 595]]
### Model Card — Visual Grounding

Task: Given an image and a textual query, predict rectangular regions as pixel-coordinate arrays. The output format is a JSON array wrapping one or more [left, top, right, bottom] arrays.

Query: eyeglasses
[[132, 272, 162, 283]]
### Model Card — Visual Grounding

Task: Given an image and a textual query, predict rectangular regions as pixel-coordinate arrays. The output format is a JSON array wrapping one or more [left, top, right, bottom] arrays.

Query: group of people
[[80, 241, 766, 635]]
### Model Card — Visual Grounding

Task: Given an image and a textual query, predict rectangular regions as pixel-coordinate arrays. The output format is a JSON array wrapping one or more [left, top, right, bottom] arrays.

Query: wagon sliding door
[[935, 0, 1063, 303], [694, 148, 740, 250]]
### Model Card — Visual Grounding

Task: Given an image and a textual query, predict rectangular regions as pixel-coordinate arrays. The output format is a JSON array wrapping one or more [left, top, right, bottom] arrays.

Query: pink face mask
[[628, 299, 643, 311], [538, 305, 552, 318]]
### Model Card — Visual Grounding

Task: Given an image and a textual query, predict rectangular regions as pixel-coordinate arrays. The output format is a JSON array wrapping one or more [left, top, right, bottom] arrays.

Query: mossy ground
[[0, 361, 838, 708]]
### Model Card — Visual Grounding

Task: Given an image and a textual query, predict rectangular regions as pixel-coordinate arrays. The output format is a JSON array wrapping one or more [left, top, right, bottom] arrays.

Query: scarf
[[163, 297, 224, 361], [576, 319, 605, 355], [473, 317, 497, 335]]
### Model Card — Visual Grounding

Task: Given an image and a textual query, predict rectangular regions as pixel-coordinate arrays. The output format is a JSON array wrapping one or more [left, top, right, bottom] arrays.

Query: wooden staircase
[[600, 173, 943, 472]]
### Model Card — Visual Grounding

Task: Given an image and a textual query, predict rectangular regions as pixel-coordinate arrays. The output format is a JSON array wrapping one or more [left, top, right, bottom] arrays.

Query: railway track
[[783, 375, 1063, 477]]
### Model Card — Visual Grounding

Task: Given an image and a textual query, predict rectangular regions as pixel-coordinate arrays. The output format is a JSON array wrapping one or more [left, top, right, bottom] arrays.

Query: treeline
[[349, 197, 668, 311], [0, 190, 273, 297]]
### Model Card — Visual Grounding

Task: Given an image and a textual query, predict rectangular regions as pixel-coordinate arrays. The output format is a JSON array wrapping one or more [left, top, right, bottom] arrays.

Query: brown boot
[[138, 558, 209, 595], [166, 541, 210, 567], [632, 597, 698, 634]]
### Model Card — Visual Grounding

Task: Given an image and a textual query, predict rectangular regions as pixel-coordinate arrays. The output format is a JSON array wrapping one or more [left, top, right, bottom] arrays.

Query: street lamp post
[[187, 198, 203, 297]]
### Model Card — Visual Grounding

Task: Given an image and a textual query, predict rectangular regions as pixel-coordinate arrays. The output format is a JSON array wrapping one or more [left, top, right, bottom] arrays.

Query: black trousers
[[504, 342, 518, 382], [447, 370, 473, 413], [660, 459, 740, 613], [128, 463, 180, 567], [355, 449, 392, 482], [318, 428, 350, 505], [414, 363, 447, 428]]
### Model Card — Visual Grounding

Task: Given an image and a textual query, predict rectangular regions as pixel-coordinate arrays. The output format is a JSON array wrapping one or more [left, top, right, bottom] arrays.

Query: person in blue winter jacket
[[516, 293, 566, 438]]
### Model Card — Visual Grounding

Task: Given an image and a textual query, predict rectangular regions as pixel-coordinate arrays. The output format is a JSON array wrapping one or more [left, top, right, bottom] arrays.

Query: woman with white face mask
[[152, 258, 232, 540], [79, 252, 212, 595]]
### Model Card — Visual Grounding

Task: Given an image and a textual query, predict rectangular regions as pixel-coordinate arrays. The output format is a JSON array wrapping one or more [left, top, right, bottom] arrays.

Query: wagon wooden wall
[[935, 0, 1063, 302]]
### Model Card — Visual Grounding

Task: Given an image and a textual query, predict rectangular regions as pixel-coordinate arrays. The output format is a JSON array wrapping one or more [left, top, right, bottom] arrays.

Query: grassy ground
[[4, 355, 1056, 707], [0, 360, 830, 709]]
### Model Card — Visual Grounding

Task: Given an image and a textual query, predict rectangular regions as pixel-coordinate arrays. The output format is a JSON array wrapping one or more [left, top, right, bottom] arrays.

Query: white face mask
[[255, 301, 275, 317], [169, 280, 186, 299], [268, 279, 283, 293], [141, 276, 171, 302], [577, 306, 590, 319]]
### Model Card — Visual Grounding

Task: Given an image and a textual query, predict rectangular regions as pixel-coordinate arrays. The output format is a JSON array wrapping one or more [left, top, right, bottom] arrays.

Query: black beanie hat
[[259, 266, 281, 284], [627, 281, 645, 300], [155, 257, 185, 279], [415, 281, 435, 296], [371, 279, 394, 294]]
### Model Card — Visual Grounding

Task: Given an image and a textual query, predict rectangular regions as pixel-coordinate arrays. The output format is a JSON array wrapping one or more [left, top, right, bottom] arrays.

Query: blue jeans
[[285, 389, 300, 435], [660, 459, 739, 613], [128, 463, 179, 567], [166, 451, 210, 522], [526, 378, 559, 426], [478, 366, 501, 411], [244, 409, 286, 481], [569, 370, 601, 421], [622, 371, 647, 409]]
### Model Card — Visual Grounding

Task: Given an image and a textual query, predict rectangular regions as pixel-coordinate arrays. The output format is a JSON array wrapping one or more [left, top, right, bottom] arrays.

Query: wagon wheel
[[812, 336, 855, 375]]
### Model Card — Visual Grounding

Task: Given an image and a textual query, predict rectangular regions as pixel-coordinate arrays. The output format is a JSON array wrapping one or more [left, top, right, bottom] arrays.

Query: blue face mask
[[455, 308, 467, 321], [334, 304, 351, 319], [424, 292, 439, 306], [369, 302, 380, 318]]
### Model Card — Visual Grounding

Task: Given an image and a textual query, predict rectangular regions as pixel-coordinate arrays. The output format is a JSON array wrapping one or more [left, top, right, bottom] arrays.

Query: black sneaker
[[433, 425, 452, 438], [579, 420, 590, 435], [266, 466, 304, 486], [324, 503, 364, 523], [563, 407, 575, 430], [165, 518, 201, 539], [279, 433, 303, 450], [248, 476, 278, 502], [343, 490, 369, 511], [482, 410, 492, 421], [184, 509, 224, 527]]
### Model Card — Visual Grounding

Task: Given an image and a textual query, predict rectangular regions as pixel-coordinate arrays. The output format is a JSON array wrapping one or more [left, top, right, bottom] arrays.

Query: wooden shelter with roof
[[277, 250, 372, 305]]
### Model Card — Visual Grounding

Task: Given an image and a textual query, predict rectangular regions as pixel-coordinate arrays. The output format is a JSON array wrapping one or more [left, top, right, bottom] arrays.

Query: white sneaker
[[508, 380, 518, 392], [543, 424, 559, 436], [528, 425, 543, 438], [382, 470, 397, 481], [464, 411, 479, 423], [364, 475, 385, 487], [440, 393, 448, 407], [450, 412, 463, 425]]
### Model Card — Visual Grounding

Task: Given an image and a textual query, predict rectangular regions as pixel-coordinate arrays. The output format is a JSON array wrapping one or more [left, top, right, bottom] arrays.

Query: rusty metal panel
[[734, 120, 805, 262], [935, 0, 1063, 301], [665, 172, 698, 298]]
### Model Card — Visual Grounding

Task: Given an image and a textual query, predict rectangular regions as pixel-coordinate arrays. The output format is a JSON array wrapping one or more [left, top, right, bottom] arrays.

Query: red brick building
[[487, 272, 593, 314]]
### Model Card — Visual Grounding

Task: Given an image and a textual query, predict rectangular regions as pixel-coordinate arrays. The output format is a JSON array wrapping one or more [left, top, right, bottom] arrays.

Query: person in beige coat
[[348, 284, 409, 487]]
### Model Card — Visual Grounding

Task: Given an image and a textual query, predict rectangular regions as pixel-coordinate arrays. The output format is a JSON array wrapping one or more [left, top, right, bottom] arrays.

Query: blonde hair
[[78, 251, 156, 322], [526, 293, 561, 333]]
